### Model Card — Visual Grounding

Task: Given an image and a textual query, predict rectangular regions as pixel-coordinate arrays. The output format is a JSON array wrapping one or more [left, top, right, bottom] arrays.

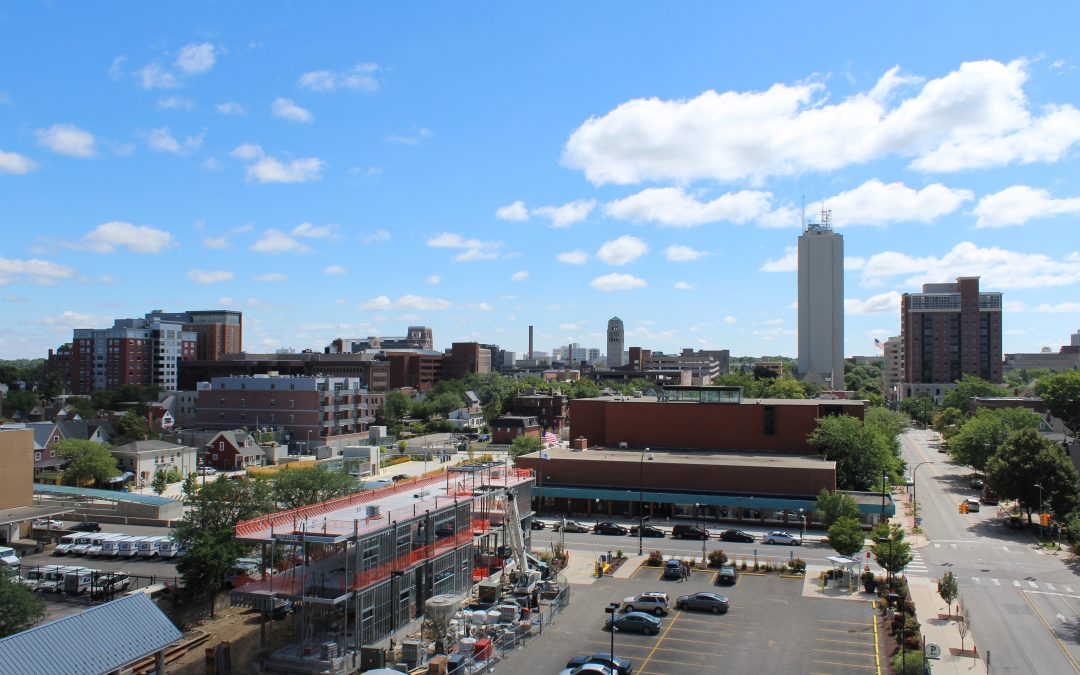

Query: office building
[[180, 351, 389, 391], [797, 213, 844, 390], [327, 326, 433, 353], [881, 336, 903, 404], [145, 310, 243, 362], [72, 316, 197, 394], [606, 317, 625, 367], [901, 276, 1003, 402]]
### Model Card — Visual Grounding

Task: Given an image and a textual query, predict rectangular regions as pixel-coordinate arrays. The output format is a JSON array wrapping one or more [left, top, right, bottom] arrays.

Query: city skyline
[[3, 4, 1080, 360]]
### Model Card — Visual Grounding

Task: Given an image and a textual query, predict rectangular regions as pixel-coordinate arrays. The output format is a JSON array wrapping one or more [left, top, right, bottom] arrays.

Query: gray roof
[[0, 593, 182, 675], [110, 439, 191, 454]]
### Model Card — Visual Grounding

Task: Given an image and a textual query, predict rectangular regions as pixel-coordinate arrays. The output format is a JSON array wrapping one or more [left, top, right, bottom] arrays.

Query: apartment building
[[72, 316, 197, 394], [180, 351, 389, 391], [881, 336, 903, 404]]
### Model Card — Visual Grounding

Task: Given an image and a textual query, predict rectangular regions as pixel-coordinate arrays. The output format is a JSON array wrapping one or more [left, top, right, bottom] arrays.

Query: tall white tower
[[797, 211, 844, 390], [607, 317, 625, 367]]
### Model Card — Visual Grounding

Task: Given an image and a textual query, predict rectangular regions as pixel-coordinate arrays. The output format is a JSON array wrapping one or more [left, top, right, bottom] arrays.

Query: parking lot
[[499, 568, 881, 675]]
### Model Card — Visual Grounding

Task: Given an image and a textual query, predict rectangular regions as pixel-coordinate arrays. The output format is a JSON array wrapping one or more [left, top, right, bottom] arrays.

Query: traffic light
[[959, 501, 968, 514], [1041, 513, 1051, 526]]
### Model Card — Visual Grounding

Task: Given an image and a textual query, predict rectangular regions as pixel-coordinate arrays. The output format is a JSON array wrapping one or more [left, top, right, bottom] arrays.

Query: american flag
[[542, 432, 558, 445]]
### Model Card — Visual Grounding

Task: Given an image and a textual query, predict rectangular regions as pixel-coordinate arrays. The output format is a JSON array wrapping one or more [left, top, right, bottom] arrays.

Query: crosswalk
[[906, 551, 929, 576]]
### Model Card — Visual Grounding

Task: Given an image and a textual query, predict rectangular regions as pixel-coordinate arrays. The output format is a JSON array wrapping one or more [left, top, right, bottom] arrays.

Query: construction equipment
[[499, 487, 541, 595]]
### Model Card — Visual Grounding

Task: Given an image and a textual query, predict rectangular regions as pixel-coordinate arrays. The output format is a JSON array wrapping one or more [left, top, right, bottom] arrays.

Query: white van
[[118, 536, 154, 557], [0, 546, 20, 568], [101, 535, 136, 557], [40, 565, 84, 593], [21, 566, 48, 591], [63, 567, 95, 595], [156, 538, 180, 558], [67, 535, 97, 556], [53, 533, 82, 556], [136, 536, 170, 558], [83, 533, 126, 557]]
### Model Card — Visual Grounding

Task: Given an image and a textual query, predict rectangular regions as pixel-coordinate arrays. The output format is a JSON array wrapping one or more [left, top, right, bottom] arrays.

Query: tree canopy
[[1035, 370, 1080, 435], [815, 489, 861, 528], [808, 415, 900, 490], [900, 393, 936, 428], [0, 570, 45, 637], [827, 516, 866, 558], [985, 428, 1079, 519], [509, 434, 543, 458], [940, 375, 1009, 413], [271, 465, 363, 511], [114, 409, 151, 443], [53, 439, 119, 486], [0, 389, 39, 418], [870, 522, 914, 577], [947, 408, 1042, 471]]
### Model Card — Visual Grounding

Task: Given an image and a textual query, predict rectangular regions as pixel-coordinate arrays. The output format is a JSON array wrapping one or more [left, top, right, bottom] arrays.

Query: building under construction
[[230, 464, 535, 672]]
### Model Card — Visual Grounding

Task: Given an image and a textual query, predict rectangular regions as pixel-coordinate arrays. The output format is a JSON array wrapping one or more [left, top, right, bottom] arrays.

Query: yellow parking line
[[817, 637, 877, 647], [814, 647, 877, 657], [813, 659, 877, 670], [638, 610, 681, 672], [818, 627, 871, 634], [818, 619, 868, 626], [872, 600, 882, 675]]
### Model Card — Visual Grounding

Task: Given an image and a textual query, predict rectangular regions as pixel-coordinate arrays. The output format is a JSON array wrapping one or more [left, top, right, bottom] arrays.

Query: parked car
[[676, 592, 730, 614], [392, 474, 410, 481], [763, 531, 801, 545], [90, 572, 131, 600], [200, 466, 218, 475], [970, 476, 985, 490], [628, 525, 665, 538], [69, 522, 101, 533], [565, 653, 633, 675], [558, 665, 616, 675], [554, 520, 590, 533], [981, 486, 999, 505], [33, 519, 63, 529], [434, 524, 456, 538], [719, 529, 755, 543], [663, 560, 688, 580], [965, 498, 981, 512], [717, 565, 738, 585], [530, 520, 546, 530], [620, 593, 669, 616], [671, 524, 709, 540], [605, 611, 661, 635], [594, 522, 629, 536]]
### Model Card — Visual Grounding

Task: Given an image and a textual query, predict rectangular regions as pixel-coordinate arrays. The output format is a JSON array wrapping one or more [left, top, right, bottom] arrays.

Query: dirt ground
[[170, 601, 297, 675]]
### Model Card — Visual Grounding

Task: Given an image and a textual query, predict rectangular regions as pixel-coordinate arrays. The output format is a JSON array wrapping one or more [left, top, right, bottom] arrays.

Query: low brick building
[[491, 415, 540, 444]]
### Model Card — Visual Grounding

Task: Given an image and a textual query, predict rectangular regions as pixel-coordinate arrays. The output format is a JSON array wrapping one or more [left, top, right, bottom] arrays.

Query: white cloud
[[845, 291, 902, 315], [974, 185, 1080, 228], [145, 127, 204, 154], [563, 59, 1080, 184], [37, 310, 105, 327], [187, 268, 235, 284], [323, 265, 347, 275], [862, 241, 1080, 289], [511, 270, 529, 282], [824, 180, 974, 227], [137, 63, 178, 90], [386, 128, 434, 145], [454, 249, 499, 262], [590, 273, 647, 291], [722, 316, 737, 325], [427, 232, 501, 262], [157, 96, 194, 110], [0, 150, 37, 174], [201, 157, 223, 172], [556, 249, 589, 265], [845, 257, 866, 271], [558, 322, 580, 330], [298, 63, 380, 93], [360, 294, 452, 311], [426, 275, 441, 285], [0, 257, 76, 286], [532, 199, 596, 228], [35, 123, 95, 157], [203, 236, 229, 249], [230, 143, 264, 160], [175, 43, 216, 75], [606, 187, 774, 227], [496, 200, 529, 221], [468, 302, 494, 312], [246, 155, 324, 183], [665, 245, 707, 262], [292, 222, 337, 239], [1034, 302, 1080, 313], [362, 229, 391, 244], [250, 229, 312, 254], [107, 55, 126, 82], [760, 248, 797, 272], [216, 102, 247, 116], [272, 97, 313, 123], [81, 221, 174, 253], [597, 235, 648, 266], [255, 273, 287, 282], [1004, 300, 1027, 313], [218, 297, 235, 306], [674, 281, 696, 290]]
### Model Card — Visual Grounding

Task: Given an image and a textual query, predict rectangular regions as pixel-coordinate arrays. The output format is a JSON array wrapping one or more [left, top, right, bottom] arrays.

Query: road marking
[[1029, 580, 1040, 589], [812, 659, 877, 671], [1025, 590, 1080, 600], [1059, 613, 1068, 623], [1020, 588, 1080, 673], [1002, 546, 1010, 552], [814, 647, 877, 657], [1013, 580, 1022, 587], [933, 543, 940, 548], [950, 543, 957, 549], [818, 619, 869, 626], [991, 578, 1000, 586], [638, 609, 681, 673], [817, 637, 878, 647], [1048, 583, 1057, 591], [1067, 586, 1075, 593], [972, 577, 981, 584]]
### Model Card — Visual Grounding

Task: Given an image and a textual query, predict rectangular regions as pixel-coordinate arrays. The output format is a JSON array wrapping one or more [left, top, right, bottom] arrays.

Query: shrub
[[707, 549, 728, 568], [615, 549, 625, 559], [740, 561, 747, 571], [646, 550, 664, 567], [788, 558, 806, 573], [890, 652, 925, 675]]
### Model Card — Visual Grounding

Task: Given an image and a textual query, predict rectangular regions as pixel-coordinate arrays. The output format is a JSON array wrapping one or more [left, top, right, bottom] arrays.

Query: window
[[212, 453, 219, 460], [219, 441, 225, 451], [34, 451, 41, 461]]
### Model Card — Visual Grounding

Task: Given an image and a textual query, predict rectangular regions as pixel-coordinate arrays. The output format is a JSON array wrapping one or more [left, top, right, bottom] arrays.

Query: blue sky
[[3, 3, 1080, 361]]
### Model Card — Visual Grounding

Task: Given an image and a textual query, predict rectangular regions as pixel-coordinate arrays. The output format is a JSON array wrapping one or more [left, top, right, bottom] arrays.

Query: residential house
[[203, 430, 262, 471], [110, 440, 198, 488], [448, 407, 484, 431], [490, 415, 540, 444]]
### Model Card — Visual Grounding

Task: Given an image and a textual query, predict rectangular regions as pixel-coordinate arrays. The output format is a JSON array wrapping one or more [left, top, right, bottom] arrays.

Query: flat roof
[[33, 485, 177, 506], [527, 447, 834, 470], [580, 396, 865, 406], [0, 505, 74, 527]]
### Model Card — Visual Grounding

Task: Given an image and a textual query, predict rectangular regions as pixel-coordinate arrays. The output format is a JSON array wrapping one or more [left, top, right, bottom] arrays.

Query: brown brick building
[[181, 352, 389, 392], [513, 392, 569, 433]]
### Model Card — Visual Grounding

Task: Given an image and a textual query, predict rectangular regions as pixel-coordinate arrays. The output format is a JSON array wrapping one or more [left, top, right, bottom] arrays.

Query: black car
[[717, 565, 738, 585], [719, 529, 754, 543], [605, 612, 661, 635], [663, 560, 687, 580], [675, 592, 729, 614], [391, 474, 410, 481], [970, 476, 985, 490], [671, 524, 709, 540], [566, 653, 634, 675], [629, 525, 665, 538], [70, 522, 101, 533], [530, 520, 546, 530], [594, 522, 629, 536]]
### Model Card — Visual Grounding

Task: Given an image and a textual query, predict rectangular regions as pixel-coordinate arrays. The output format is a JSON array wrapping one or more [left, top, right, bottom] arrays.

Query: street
[[903, 428, 1080, 673]]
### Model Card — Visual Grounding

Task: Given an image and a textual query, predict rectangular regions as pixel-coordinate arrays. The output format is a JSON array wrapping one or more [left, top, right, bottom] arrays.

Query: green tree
[[1035, 370, 1080, 435], [826, 516, 865, 558], [181, 472, 199, 501], [174, 478, 274, 616], [815, 489, 861, 528], [940, 375, 1009, 414], [756, 376, 807, 399], [114, 409, 150, 442], [0, 389, 38, 417], [428, 391, 465, 417], [509, 434, 543, 458], [808, 415, 896, 490], [900, 393, 936, 428], [53, 439, 119, 486], [932, 407, 966, 440], [1065, 511, 1080, 553], [870, 522, 914, 580], [938, 571, 958, 618], [985, 428, 1080, 521], [378, 390, 412, 434], [0, 570, 45, 637], [66, 396, 99, 419], [948, 408, 1041, 472], [151, 470, 168, 495], [271, 465, 361, 511]]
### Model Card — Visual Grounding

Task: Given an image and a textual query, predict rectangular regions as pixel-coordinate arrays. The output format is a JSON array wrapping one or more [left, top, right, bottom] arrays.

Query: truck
[[63, 567, 95, 595], [0, 546, 20, 568], [66, 534, 97, 556], [117, 536, 152, 558], [101, 535, 134, 557], [53, 533, 82, 556], [136, 536, 170, 558], [83, 533, 126, 557], [38, 565, 85, 593], [90, 572, 132, 600], [156, 537, 181, 558]]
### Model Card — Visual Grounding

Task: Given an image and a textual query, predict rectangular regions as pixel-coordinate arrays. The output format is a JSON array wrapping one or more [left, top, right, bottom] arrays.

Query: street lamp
[[911, 461, 933, 530], [638, 448, 654, 556], [695, 502, 706, 562], [879, 468, 888, 522], [877, 533, 896, 593], [595, 498, 601, 530], [605, 602, 620, 659], [1035, 483, 1044, 536], [798, 508, 806, 543]]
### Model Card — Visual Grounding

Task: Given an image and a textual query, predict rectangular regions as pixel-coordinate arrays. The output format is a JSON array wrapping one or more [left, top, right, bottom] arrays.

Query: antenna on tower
[[820, 204, 832, 230], [801, 195, 806, 231]]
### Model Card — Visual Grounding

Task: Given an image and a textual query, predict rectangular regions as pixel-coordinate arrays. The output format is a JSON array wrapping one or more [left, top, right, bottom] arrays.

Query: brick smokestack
[[528, 325, 534, 359]]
